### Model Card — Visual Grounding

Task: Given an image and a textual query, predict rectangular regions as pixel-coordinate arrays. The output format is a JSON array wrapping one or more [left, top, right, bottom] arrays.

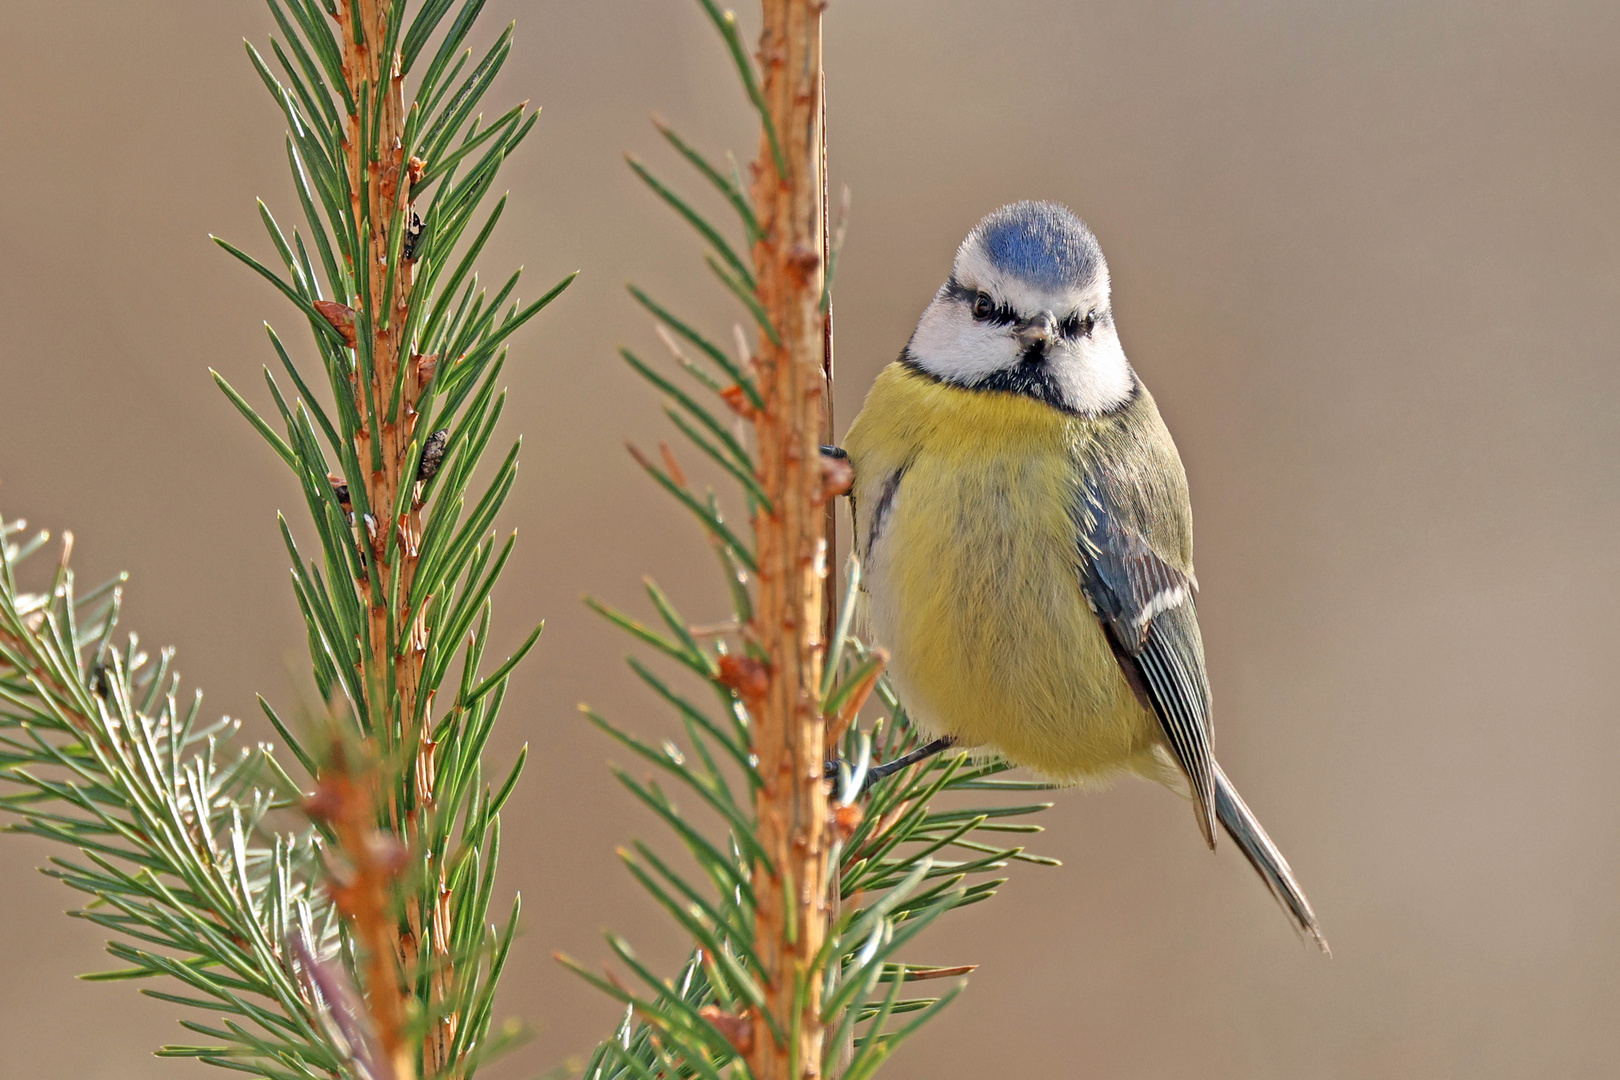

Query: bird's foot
[[823, 737, 957, 795], [820, 445, 853, 499]]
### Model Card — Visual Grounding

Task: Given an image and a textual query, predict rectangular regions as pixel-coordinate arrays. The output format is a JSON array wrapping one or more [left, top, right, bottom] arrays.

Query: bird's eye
[[1059, 311, 1097, 339], [971, 292, 995, 320]]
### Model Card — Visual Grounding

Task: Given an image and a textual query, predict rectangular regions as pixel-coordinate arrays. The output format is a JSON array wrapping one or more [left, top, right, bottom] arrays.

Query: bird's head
[[906, 201, 1135, 415]]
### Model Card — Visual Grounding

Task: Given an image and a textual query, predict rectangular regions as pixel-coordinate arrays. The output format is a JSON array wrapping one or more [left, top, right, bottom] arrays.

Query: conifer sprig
[[0, 522, 345, 1078], [1, 2, 564, 1078], [570, 3, 1057, 1077], [214, 1, 568, 1075]]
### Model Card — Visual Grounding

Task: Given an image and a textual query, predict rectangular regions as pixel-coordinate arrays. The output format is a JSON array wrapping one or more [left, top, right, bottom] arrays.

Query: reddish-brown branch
[[333, 1, 452, 1072], [306, 744, 414, 1080], [746, 3, 832, 1079]]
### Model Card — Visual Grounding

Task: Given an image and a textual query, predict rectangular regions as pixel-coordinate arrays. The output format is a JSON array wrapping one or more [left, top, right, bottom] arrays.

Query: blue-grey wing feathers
[[1078, 480, 1327, 948], [1077, 483, 1218, 847]]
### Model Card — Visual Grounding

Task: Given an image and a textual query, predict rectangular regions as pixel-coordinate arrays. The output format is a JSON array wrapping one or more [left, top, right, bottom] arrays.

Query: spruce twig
[[576, 3, 1057, 1079], [1, 2, 566, 1078], [0, 524, 343, 1077], [223, 1, 567, 1073], [305, 733, 414, 1080]]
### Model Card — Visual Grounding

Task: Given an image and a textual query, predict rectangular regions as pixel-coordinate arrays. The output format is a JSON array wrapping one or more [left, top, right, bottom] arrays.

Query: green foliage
[[569, 4, 1059, 1076], [0, 1, 568, 1077], [577, 573, 1059, 1079], [0, 521, 345, 1078], [215, 0, 569, 1074]]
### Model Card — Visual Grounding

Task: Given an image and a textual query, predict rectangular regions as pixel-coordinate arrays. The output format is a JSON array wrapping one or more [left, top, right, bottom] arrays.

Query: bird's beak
[[1015, 311, 1057, 353]]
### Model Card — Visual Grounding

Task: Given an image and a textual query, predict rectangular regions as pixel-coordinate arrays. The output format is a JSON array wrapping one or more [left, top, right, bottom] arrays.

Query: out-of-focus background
[[2, 1, 1617, 1076]]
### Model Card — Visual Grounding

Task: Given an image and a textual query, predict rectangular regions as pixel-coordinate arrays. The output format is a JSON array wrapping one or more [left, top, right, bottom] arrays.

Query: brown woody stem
[[333, 1, 452, 1073], [747, 3, 832, 1079], [307, 743, 414, 1080]]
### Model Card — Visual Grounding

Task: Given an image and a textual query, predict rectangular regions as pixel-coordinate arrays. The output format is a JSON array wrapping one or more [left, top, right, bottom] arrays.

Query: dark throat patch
[[899, 347, 1138, 417], [966, 345, 1073, 411]]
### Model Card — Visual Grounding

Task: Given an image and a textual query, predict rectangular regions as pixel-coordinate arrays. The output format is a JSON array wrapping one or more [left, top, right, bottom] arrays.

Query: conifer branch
[[745, 3, 833, 1077], [0, 522, 346, 1077], [324, 2, 450, 1063], [577, 3, 1058, 1079], [220, 0, 567, 1072], [2, 2, 564, 1077]]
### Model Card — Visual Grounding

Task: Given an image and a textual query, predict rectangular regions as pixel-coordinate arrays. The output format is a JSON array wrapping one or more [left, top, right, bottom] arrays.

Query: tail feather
[[1213, 762, 1329, 955]]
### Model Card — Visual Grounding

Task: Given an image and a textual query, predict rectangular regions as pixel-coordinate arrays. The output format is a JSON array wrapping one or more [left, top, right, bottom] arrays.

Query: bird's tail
[[1213, 762, 1330, 954]]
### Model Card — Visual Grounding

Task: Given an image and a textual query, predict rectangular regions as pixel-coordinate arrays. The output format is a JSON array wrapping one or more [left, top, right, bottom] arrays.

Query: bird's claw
[[821, 737, 958, 798]]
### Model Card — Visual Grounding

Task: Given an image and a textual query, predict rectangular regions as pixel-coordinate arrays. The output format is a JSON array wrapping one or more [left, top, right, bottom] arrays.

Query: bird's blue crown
[[969, 201, 1103, 292]]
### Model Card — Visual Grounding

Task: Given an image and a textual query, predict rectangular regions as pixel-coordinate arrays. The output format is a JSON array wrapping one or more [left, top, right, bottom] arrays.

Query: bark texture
[[747, 3, 831, 1079], [333, 2, 453, 1073]]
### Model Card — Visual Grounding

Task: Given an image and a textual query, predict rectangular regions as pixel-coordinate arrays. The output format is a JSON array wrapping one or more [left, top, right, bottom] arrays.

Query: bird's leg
[[867, 736, 957, 783], [823, 736, 957, 794]]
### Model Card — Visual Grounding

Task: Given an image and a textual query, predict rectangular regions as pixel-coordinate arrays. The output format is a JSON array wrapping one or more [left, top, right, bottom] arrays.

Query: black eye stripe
[[942, 280, 1019, 325], [943, 278, 1098, 332]]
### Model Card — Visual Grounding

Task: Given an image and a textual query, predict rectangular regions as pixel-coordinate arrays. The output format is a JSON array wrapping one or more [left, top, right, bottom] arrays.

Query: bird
[[836, 200, 1327, 950]]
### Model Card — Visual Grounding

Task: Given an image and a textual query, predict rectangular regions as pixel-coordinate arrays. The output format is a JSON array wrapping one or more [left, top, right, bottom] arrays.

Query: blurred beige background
[[2, 1, 1618, 1077]]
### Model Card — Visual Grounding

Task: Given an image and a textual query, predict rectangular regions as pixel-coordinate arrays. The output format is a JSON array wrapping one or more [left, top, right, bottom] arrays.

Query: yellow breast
[[844, 364, 1163, 784]]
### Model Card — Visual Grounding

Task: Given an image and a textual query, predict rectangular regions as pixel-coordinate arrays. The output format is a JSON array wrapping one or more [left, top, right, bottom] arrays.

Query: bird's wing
[[1077, 480, 1217, 847]]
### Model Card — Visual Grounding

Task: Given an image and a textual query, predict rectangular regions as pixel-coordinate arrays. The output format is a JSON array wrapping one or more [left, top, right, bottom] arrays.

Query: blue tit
[[839, 201, 1326, 950]]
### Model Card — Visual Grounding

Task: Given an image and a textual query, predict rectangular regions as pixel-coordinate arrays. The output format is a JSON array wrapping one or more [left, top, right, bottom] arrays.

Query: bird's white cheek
[[1051, 330, 1135, 414], [909, 303, 1018, 382]]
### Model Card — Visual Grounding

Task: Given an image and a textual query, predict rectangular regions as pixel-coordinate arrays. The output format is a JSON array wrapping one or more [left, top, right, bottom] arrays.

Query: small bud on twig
[[717, 654, 771, 708], [786, 242, 821, 284], [699, 1006, 755, 1056], [302, 776, 349, 824], [720, 383, 756, 419], [314, 300, 358, 348], [413, 353, 438, 391]]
